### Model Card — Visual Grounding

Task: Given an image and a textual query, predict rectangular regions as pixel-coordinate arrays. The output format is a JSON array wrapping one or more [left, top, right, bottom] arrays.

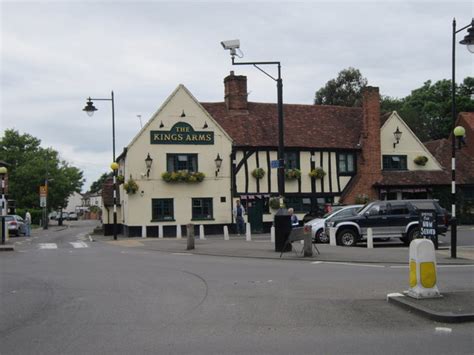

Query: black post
[[111, 91, 117, 241], [451, 18, 458, 258], [276, 66, 285, 197]]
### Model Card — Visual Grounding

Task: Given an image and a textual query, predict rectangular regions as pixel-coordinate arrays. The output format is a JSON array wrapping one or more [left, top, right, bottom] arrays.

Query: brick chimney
[[341, 86, 382, 203], [224, 71, 248, 110]]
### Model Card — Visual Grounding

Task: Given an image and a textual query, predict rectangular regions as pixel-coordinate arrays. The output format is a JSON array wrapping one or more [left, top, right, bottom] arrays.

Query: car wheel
[[336, 229, 357, 247], [401, 227, 420, 246], [315, 229, 329, 243]]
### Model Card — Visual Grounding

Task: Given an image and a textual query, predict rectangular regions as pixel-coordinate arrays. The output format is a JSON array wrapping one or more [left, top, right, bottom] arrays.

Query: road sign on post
[[39, 185, 48, 197], [419, 209, 438, 249]]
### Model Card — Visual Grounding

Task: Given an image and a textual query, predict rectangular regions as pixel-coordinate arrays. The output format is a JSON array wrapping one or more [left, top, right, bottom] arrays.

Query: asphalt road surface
[[1, 221, 473, 354]]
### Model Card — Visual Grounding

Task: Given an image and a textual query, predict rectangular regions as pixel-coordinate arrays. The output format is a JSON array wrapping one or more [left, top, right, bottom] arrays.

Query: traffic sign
[[40, 196, 47, 207], [39, 185, 48, 197]]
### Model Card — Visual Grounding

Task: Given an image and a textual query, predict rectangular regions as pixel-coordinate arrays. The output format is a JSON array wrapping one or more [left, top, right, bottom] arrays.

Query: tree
[[0, 129, 84, 210], [381, 77, 474, 141], [89, 172, 111, 193], [314, 67, 368, 107]]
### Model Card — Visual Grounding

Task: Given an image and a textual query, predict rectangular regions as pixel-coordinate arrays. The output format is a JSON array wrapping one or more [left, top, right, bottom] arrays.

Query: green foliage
[[309, 167, 326, 179], [413, 156, 429, 166], [251, 168, 265, 179], [90, 172, 112, 193], [116, 175, 125, 184], [0, 129, 84, 210], [161, 171, 205, 183], [381, 77, 474, 141], [269, 197, 282, 210], [123, 178, 139, 194], [285, 168, 301, 180], [314, 67, 368, 107], [89, 205, 101, 214], [15, 208, 42, 225]]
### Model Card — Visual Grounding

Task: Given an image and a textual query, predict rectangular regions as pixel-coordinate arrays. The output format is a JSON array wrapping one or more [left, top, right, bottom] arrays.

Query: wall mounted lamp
[[159, 121, 164, 128], [214, 154, 223, 177], [145, 153, 153, 178], [203, 121, 208, 129], [393, 127, 402, 148], [181, 110, 186, 117]]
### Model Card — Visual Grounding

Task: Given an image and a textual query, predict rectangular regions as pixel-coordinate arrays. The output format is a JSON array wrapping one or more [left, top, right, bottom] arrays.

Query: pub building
[[101, 72, 471, 237]]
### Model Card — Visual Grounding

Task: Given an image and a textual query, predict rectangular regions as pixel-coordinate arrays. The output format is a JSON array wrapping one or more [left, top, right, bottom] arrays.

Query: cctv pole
[[230, 57, 285, 197]]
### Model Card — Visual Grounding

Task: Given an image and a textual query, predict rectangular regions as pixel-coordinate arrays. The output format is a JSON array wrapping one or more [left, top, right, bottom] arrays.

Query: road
[[1, 220, 473, 354]]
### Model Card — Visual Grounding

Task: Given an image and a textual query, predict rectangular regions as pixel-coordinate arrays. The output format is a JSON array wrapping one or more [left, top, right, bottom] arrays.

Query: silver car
[[4, 215, 27, 237]]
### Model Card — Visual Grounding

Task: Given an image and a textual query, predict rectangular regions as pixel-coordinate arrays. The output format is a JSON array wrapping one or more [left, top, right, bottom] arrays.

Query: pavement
[[9, 223, 474, 323]]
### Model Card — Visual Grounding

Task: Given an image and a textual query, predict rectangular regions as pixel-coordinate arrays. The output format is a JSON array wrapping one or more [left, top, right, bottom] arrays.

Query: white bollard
[[367, 228, 373, 249], [329, 227, 337, 246], [224, 226, 229, 240], [158, 225, 163, 239], [199, 225, 205, 240], [270, 226, 275, 243], [141, 226, 147, 238], [176, 225, 182, 239], [405, 239, 441, 299], [246, 223, 251, 241]]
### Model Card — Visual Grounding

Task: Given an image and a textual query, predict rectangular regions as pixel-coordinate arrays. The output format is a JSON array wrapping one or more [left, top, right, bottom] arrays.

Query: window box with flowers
[[285, 168, 301, 180], [124, 178, 139, 194], [414, 155, 428, 166], [308, 167, 326, 179], [251, 168, 265, 179], [161, 171, 205, 183]]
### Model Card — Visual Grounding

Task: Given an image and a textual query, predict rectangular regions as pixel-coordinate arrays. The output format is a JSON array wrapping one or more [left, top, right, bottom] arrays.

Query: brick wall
[[342, 86, 382, 203], [224, 71, 248, 110]]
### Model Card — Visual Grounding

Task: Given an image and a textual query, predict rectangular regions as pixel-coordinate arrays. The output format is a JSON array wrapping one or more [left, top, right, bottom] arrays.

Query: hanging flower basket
[[124, 178, 139, 194], [309, 167, 326, 179], [161, 171, 205, 183], [355, 194, 370, 204], [414, 156, 428, 166], [285, 168, 301, 180], [251, 168, 265, 179], [116, 175, 125, 184]]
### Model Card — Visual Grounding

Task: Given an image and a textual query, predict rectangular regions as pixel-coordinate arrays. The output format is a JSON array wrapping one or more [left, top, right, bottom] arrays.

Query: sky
[[1, 0, 473, 192]]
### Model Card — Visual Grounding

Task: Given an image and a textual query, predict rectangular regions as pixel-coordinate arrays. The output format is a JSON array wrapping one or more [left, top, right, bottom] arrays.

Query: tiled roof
[[200, 102, 363, 149]]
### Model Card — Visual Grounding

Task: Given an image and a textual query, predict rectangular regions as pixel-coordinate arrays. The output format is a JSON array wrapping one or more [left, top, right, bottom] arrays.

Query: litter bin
[[274, 208, 292, 252]]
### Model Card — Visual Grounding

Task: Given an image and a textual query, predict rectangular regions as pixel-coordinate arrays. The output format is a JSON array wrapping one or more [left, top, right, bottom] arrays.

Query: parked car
[[4, 215, 27, 237], [49, 212, 57, 220], [304, 205, 363, 243], [325, 199, 450, 247], [60, 212, 69, 220], [68, 212, 78, 221]]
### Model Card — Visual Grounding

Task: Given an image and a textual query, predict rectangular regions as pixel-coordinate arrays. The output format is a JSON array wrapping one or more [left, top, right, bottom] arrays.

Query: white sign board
[[40, 196, 47, 207]]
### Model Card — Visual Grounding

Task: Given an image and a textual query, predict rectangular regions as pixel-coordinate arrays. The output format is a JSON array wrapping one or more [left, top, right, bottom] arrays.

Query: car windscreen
[[322, 206, 344, 218], [410, 201, 437, 210]]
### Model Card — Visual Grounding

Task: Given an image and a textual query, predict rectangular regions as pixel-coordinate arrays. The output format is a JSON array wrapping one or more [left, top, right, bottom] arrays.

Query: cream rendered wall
[[122, 85, 233, 227], [381, 112, 442, 171]]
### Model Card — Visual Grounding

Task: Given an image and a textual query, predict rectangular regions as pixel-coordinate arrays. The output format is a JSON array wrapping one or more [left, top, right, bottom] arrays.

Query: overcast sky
[[1, 1, 473, 192]]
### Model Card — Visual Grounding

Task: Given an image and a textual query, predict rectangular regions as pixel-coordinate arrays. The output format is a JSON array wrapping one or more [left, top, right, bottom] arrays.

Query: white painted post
[[367, 228, 374, 249], [158, 225, 163, 239], [270, 226, 275, 243], [329, 227, 337, 246], [224, 226, 229, 240], [141, 225, 146, 238], [246, 223, 251, 241], [176, 225, 182, 239], [199, 225, 205, 240]]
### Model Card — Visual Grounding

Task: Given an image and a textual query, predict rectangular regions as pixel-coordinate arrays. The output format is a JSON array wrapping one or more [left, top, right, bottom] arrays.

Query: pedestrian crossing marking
[[39, 243, 58, 249], [70, 241, 88, 248]]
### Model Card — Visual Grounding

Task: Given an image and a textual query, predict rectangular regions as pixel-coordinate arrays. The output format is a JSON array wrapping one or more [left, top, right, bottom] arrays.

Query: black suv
[[325, 200, 449, 246]]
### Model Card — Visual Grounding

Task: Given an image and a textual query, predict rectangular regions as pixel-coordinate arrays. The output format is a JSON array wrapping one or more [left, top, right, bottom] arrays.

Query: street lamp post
[[83, 91, 118, 240], [450, 18, 473, 258], [221, 40, 285, 198]]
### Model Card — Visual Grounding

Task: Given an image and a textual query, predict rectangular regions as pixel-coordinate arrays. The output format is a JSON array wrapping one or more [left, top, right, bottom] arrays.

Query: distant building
[[64, 191, 83, 213]]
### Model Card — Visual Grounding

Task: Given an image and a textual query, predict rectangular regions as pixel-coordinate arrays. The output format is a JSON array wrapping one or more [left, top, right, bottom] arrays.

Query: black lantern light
[[145, 153, 153, 177], [214, 154, 223, 177], [82, 98, 97, 117], [393, 127, 402, 148]]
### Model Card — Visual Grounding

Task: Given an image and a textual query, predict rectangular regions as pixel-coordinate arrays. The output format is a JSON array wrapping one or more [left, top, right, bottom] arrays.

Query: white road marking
[[311, 261, 385, 268], [39, 243, 57, 249], [70, 241, 88, 248], [438, 264, 474, 268], [390, 266, 409, 269], [435, 327, 452, 334]]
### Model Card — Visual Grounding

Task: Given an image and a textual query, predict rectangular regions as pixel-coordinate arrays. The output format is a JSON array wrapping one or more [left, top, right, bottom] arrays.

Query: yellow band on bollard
[[420, 262, 437, 288]]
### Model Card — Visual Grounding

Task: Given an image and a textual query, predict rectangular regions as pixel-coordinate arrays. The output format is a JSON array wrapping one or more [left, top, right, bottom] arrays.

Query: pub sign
[[150, 122, 214, 145]]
